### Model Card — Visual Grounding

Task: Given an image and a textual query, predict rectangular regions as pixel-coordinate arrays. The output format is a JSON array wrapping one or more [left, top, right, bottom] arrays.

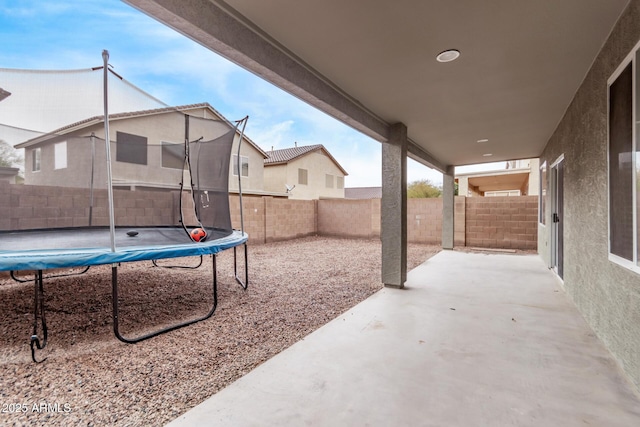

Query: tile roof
[[264, 144, 324, 165], [265, 144, 348, 175], [345, 187, 382, 199]]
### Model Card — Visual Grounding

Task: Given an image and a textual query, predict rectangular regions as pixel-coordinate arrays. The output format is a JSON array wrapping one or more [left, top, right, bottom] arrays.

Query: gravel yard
[[0, 237, 439, 426]]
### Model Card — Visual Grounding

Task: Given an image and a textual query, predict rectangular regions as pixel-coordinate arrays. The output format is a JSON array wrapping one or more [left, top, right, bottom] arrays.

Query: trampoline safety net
[[0, 61, 247, 269]]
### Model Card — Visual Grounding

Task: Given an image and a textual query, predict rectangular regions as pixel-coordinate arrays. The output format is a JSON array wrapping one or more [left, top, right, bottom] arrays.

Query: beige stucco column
[[381, 123, 408, 288], [442, 165, 455, 250]]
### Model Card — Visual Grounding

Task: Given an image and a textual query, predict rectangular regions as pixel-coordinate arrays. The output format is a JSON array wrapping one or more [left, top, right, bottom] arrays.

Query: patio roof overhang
[[124, 0, 630, 171]]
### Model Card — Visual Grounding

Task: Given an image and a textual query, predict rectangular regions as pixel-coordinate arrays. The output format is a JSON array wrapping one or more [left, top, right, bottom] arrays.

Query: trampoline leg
[[30, 270, 48, 363], [234, 243, 249, 290], [112, 257, 218, 344]]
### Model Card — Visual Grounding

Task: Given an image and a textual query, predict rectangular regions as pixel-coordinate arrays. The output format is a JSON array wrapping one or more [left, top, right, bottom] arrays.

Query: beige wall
[[465, 196, 537, 249], [229, 133, 265, 194], [22, 108, 265, 193], [263, 163, 288, 194], [0, 181, 177, 231], [264, 151, 345, 200], [3, 181, 535, 250]]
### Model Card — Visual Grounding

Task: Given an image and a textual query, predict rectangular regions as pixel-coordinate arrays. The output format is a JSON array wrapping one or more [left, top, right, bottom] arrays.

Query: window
[[337, 176, 344, 189], [32, 147, 41, 172], [116, 131, 147, 165], [162, 142, 184, 169], [325, 174, 334, 188], [607, 44, 640, 270], [54, 141, 67, 169], [298, 168, 308, 185], [539, 161, 547, 225], [232, 154, 249, 177]]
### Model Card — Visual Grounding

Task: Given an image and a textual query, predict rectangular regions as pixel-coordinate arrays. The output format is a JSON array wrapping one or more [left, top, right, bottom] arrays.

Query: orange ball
[[190, 227, 207, 242]]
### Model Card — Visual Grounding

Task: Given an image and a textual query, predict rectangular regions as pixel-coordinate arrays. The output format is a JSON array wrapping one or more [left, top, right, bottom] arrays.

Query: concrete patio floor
[[167, 250, 640, 426]]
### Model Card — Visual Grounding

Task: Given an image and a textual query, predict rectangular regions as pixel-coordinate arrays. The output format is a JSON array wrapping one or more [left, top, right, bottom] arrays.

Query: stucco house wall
[[538, 0, 640, 390], [263, 163, 288, 195], [18, 106, 266, 194], [265, 150, 345, 200]]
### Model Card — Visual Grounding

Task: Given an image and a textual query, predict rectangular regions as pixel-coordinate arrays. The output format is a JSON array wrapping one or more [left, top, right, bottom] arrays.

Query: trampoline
[[0, 51, 250, 362]]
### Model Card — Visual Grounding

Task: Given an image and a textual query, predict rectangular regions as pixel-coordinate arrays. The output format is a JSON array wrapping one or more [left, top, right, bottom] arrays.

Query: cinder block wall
[[407, 198, 442, 243], [0, 182, 176, 231], [465, 196, 538, 250], [263, 197, 317, 242], [317, 199, 375, 238], [229, 194, 265, 244], [2, 182, 538, 250]]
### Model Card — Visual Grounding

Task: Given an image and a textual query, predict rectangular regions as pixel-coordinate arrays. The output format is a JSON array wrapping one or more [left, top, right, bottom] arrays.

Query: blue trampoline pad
[[0, 227, 248, 272]]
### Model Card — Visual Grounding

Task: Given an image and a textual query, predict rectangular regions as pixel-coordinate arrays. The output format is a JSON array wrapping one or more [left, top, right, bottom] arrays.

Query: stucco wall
[[22, 109, 265, 193], [538, 0, 640, 390], [265, 151, 345, 200], [262, 163, 288, 194], [228, 133, 265, 194]]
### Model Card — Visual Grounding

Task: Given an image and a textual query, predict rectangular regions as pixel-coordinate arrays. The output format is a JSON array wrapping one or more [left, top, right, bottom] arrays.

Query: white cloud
[[248, 120, 296, 150]]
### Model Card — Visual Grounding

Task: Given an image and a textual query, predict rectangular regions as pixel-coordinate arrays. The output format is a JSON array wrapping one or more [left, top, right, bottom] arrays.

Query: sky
[[0, 0, 503, 186]]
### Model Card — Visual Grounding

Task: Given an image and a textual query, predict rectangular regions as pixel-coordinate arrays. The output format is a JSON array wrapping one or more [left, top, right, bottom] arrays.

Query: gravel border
[[0, 237, 440, 426]]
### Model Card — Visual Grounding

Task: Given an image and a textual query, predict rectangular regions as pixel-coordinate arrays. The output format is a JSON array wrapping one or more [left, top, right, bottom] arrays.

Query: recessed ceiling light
[[483, 153, 493, 157], [477, 139, 489, 143], [436, 49, 460, 63]]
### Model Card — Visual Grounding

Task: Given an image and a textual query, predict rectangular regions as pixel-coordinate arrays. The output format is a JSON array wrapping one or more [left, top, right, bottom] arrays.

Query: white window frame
[[607, 39, 640, 274], [233, 154, 249, 177], [32, 147, 41, 172], [54, 141, 67, 170], [539, 161, 547, 225], [336, 176, 344, 189]]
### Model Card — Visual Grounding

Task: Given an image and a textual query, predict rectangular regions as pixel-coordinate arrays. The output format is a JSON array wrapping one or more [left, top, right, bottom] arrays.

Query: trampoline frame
[[5, 237, 248, 363], [2, 51, 252, 362]]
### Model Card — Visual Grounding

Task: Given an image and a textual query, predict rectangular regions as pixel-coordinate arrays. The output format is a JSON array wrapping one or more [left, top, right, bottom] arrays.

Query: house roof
[[0, 166, 19, 176], [265, 144, 348, 175], [345, 187, 382, 199], [0, 87, 10, 102], [14, 102, 268, 158]]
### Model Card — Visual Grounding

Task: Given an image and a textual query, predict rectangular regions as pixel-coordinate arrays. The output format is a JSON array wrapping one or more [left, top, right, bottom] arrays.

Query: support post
[[442, 165, 455, 250], [382, 123, 407, 288]]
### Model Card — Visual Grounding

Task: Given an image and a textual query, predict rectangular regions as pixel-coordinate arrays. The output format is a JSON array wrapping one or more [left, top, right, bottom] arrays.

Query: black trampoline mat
[[0, 226, 232, 252]]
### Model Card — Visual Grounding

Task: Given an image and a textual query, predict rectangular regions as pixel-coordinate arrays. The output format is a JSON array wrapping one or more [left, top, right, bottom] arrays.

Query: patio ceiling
[[125, 0, 630, 172], [466, 172, 530, 194]]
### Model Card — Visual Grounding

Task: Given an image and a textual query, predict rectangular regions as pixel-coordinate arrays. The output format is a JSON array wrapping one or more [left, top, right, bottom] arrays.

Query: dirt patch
[[0, 237, 439, 426]]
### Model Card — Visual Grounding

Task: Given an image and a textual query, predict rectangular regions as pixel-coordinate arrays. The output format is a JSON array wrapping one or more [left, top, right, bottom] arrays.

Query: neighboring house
[[345, 187, 382, 199], [456, 158, 540, 197], [0, 166, 19, 184], [264, 144, 348, 200], [15, 103, 269, 195]]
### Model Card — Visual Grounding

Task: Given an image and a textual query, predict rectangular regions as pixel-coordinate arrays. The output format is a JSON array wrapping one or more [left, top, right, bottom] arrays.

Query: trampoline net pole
[[89, 132, 95, 227], [236, 116, 248, 236], [102, 50, 116, 252]]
